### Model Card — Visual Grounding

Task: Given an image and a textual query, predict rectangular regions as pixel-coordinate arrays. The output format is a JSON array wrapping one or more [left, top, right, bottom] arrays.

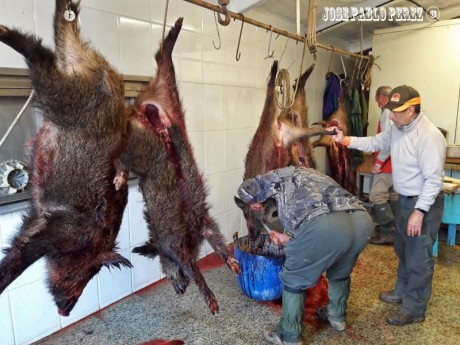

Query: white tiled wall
[[0, 1, 351, 344]]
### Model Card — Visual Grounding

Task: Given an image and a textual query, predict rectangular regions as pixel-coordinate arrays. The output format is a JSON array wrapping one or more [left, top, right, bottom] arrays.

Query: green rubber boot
[[274, 289, 307, 343], [326, 277, 351, 331]]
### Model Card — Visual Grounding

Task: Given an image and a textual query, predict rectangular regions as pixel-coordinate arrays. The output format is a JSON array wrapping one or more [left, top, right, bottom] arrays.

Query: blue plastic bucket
[[234, 235, 285, 301]]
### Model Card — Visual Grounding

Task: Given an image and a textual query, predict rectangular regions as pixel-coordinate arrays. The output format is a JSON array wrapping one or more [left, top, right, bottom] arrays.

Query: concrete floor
[[35, 240, 460, 345]]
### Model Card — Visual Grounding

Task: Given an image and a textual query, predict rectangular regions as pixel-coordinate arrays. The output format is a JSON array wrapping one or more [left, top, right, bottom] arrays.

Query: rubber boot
[[274, 289, 306, 343], [371, 202, 395, 245], [326, 277, 351, 331]]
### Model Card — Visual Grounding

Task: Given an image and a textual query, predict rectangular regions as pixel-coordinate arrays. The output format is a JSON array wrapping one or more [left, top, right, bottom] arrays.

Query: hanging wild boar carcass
[[0, 0, 130, 316], [279, 63, 317, 168], [119, 18, 240, 315], [313, 100, 358, 195], [238, 60, 336, 240]]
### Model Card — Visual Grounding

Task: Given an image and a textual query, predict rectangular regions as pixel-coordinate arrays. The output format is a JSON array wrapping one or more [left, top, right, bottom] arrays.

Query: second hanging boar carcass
[[120, 18, 240, 315]]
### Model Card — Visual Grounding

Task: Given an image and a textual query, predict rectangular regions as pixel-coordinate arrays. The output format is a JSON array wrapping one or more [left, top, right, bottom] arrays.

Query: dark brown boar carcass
[[313, 100, 357, 195], [0, 0, 130, 316], [119, 18, 240, 315], [279, 63, 317, 168], [241, 60, 335, 240]]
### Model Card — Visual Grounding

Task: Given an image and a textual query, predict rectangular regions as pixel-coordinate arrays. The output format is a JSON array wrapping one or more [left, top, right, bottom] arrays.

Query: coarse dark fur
[[280, 63, 317, 168], [119, 18, 240, 315], [0, 0, 130, 316], [313, 101, 357, 194], [241, 61, 335, 240]]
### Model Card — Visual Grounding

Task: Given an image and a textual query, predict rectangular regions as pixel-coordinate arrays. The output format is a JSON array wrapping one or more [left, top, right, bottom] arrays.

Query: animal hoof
[[227, 257, 241, 274], [172, 281, 187, 295], [0, 26, 9, 35], [208, 299, 219, 315]]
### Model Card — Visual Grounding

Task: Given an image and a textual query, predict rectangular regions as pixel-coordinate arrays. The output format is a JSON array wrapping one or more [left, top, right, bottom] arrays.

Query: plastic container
[[234, 235, 285, 301]]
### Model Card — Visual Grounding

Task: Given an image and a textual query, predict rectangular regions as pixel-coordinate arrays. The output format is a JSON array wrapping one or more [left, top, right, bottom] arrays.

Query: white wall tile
[[241, 128, 257, 162], [202, 36, 223, 85], [178, 30, 203, 83], [127, 185, 149, 247], [0, 293, 14, 345], [202, 7, 219, 38], [225, 129, 242, 171], [80, 8, 121, 70], [119, 17, 154, 76], [9, 279, 60, 345], [225, 169, 243, 212], [207, 173, 225, 217], [83, 0, 118, 13], [151, 22, 165, 56], [219, 17, 240, 42], [119, 0, 150, 21], [98, 248, 133, 309], [205, 131, 225, 175], [0, 214, 20, 249], [177, 1, 203, 33], [223, 86, 242, 129], [34, 0, 54, 49], [204, 85, 224, 130], [180, 82, 204, 132], [117, 209, 131, 251], [150, 0, 178, 26], [60, 278, 99, 328], [131, 254, 161, 292], [187, 131, 205, 173], [222, 40, 241, 86], [241, 88, 264, 128], [225, 208, 242, 243]]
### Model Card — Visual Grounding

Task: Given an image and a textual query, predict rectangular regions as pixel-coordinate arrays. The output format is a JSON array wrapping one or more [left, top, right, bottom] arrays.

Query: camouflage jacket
[[238, 166, 365, 231]]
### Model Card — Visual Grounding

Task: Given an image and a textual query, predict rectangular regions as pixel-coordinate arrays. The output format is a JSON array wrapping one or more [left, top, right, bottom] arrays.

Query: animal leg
[[0, 215, 48, 294], [181, 259, 219, 315], [202, 216, 241, 274], [296, 62, 315, 89], [0, 25, 55, 72]]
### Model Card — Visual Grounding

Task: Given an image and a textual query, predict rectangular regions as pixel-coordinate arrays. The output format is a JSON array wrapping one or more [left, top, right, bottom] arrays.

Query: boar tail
[[132, 242, 159, 259]]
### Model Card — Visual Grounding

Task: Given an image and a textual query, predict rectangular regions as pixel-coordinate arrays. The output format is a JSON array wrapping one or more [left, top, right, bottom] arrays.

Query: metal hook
[[217, 0, 231, 26], [236, 16, 244, 61], [212, 11, 221, 50], [264, 26, 275, 59]]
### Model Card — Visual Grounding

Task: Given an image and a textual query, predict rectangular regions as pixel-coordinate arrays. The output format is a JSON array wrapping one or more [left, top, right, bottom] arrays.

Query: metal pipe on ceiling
[[182, 0, 370, 60]]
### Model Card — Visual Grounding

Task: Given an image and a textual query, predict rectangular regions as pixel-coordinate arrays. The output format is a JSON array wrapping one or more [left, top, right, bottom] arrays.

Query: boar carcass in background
[[279, 63, 317, 169], [239, 60, 336, 240], [313, 100, 358, 195]]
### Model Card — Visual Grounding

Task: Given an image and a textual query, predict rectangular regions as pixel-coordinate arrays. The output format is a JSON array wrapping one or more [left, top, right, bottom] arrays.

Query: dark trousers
[[279, 210, 372, 290], [394, 194, 444, 317]]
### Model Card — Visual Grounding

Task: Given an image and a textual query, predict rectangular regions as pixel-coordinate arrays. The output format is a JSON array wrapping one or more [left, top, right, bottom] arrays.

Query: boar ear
[[234, 196, 247, 210], [99, 252, 133, 270]]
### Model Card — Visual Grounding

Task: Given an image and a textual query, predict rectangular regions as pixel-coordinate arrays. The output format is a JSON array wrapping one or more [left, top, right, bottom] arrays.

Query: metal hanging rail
[[182, 0, 369, 60]]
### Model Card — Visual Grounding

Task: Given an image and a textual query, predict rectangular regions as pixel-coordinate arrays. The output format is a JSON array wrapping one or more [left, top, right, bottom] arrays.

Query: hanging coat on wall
[[346, 85, 364, 168], [322, 73, 341, 120]]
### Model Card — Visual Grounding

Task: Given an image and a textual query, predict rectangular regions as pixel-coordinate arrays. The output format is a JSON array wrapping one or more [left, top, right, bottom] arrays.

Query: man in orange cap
[[330, 85, 446, 326]]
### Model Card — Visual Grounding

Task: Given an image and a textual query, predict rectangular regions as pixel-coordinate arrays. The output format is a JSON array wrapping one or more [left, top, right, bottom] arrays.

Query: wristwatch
[[414, 208, 426, 214]]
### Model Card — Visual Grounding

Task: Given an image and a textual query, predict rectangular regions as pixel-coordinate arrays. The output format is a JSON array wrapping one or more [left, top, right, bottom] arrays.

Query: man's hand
[[330, 126, 345, 143], [372, 163, 382, 174], [407, 209, 424, 237], [269, 231, 290, 245]]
